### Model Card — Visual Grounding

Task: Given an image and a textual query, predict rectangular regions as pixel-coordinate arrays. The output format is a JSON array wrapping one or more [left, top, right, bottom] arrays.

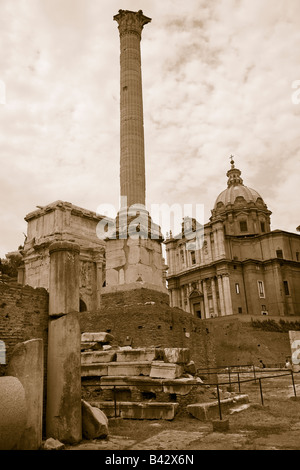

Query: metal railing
[[82, 367, 299, 420]]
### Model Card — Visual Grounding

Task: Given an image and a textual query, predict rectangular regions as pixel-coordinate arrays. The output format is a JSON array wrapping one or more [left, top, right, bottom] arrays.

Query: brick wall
[[0, 281, 49, 375], [79, 288, 217, 370]]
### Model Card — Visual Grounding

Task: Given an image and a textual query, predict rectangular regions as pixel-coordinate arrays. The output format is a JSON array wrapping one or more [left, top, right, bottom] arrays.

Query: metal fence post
[[216, 383, 222, 420], [253, 364, 257, 383], [113, 385, 117, 417], [291, 370, 297, 398], [259, 378, 264, 406], [237, 372, 241, 393]]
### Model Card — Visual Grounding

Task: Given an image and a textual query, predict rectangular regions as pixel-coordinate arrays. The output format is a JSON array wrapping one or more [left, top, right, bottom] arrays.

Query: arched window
[[79, 299, 87, 312]]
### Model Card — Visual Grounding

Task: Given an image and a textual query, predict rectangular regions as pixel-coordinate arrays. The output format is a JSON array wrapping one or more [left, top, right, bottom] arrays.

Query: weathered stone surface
[[81, 342, 97, 351], [46, 312, 82, 444], [150, 362, 184, 379], [81, 350, 116, 365], [107, 362, 151, 377], [43, 437, 65, 450], [0, 377, 27, 450], [116, 348, 161, 363], [184, 360, 196, 375], [81, 332, 114, 343], [187, 394, 249, 421], [48, 241, 80, 316], [82, 400, 108, 439], [81, 363, 108, 377], [212, 419, 230, 432], [162, 378, 198, 395], [289, 330, 300, 372], [6, 339, 43, 450], [91, 401, 178, 420], [100, 375, 163, 392], [163, 348, 190, 364]]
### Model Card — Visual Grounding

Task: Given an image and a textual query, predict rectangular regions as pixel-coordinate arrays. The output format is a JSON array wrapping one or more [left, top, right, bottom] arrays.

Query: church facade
[[164, 158, 300, 318]]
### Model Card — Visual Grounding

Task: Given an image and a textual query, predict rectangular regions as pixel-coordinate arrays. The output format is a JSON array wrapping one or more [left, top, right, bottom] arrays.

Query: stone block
[[6, 339, 44, 450], [128, 245, 141, 264], [107, 362, 152, 377], [163, 348, 190, 364], [212, 419, 230, 432], [106, 249, 126, 269], [184, 361, 196, 375], [106, 268, 119, 286], [100, 375, 163, 393], [81, 332, 114, 343], [43, 438, 65, 450], [289, 330, 300, 372], [81, 400, 108, 439], [187, 394, 249, 421], [150, 362, 184, 379], [116, 348, 159, 363], [91, 401, 179, 420], [162, 378, 198, 395], [81, 350, 116, 365], [0, 377, 27, 450], [81, 363, 108, 377]]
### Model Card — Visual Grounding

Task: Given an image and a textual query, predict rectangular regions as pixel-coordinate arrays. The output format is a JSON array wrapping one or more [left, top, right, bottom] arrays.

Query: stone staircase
[[81, 332, 202, 420]]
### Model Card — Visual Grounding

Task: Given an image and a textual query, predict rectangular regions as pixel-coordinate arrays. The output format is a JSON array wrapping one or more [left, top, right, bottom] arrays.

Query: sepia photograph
[[0, 0, 300, 454]]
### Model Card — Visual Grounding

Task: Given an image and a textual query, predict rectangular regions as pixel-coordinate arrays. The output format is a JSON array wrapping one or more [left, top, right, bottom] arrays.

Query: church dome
[[213, 157, 267, 212]]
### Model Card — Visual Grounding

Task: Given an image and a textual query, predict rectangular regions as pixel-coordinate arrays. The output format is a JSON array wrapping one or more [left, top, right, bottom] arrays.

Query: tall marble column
[[114, 9, 151, 209], [202, 280, 210, 319], [222, 274, 233, 316], [217, 275, 226, 316], [211, 277, 219, 316]]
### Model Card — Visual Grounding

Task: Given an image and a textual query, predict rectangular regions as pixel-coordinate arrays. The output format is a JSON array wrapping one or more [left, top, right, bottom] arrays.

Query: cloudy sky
[[0, 0, 300, 257]]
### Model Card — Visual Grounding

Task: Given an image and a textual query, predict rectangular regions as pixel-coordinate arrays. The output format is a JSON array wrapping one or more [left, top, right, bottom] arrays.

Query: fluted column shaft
[[114, 10, 151, 208]]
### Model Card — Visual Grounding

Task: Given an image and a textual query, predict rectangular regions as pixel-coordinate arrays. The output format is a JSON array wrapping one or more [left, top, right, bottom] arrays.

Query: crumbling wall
[[79, 288, 216, 370], [0, 281, 48, 375]]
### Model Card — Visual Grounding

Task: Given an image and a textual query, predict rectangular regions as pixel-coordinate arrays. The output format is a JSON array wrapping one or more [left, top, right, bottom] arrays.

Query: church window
[[260, 221, 266, 232], [276, 249, 283, 259], [240, 220, 248, 232], [235, 283, 240, 294], [257, 280, 265, 298], [283, 281, 290, 296], [190, 251, 196, 265], [296, 252, 299, 261]]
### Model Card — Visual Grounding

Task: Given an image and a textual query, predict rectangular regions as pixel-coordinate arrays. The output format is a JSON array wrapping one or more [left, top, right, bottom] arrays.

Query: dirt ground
[[66, 371, 300, 451]]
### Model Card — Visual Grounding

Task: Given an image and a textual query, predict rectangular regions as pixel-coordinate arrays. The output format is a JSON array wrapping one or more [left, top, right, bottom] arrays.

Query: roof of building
[[213, 157, 267, 211]]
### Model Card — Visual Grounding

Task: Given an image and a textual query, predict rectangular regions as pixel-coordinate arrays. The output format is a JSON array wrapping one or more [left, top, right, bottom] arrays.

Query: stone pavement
[[65, 419, 300, 451]]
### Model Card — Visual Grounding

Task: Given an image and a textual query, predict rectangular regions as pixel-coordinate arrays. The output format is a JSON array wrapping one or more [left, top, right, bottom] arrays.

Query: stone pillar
[[211, 277, 219, 317], [217, 275, 226, 316], [48, 241, 80, 316], [114, 9, 151, 208], [6, 339, 43, 450], [222, 274, 233, 316], [217, 228, 226, 258], [46, 241, 82, 444], [202, 280, 210, 319], [213, 231, 219, 260]]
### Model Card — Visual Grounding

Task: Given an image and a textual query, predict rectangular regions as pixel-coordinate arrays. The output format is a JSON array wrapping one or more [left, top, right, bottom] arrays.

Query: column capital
[[114, 10, 151, 37]]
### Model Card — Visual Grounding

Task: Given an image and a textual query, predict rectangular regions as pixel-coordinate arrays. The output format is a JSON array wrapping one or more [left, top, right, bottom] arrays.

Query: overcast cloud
[[0, 0, 299, 256]]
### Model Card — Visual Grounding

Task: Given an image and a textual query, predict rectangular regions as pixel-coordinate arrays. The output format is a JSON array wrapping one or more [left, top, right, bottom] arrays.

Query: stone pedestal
[[6, 339, 43, 450]]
